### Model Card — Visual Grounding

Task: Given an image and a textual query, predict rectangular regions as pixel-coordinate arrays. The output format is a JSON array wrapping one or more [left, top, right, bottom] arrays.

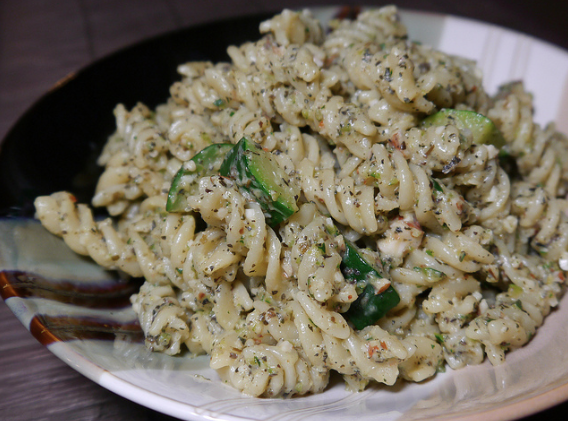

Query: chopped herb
[[509, 284, 523, 296], [432, 179, 443, 192], [527, 331, 534, 340], [424, 267, 446, 280], [414, 266, 447, 281], [159, 331, 171, 343], [513, 300, 524, 310]]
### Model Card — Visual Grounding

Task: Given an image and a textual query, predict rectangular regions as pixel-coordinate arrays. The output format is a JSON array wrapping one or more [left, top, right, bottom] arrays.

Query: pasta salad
[[35, 6, 568, 397]]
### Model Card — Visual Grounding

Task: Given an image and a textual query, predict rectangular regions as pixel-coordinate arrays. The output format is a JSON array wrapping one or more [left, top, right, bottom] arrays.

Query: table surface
[[1, 1, 567, 420]]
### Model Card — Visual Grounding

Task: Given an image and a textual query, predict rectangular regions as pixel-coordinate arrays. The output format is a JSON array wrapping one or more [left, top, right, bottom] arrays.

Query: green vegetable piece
[[341, 240, 400, 330], [166, 143, 234, 212], [421, 108, 505, 148], [513, 299, 524, 310], [220, 137, 300, 226], [432, 179, 444, 192]]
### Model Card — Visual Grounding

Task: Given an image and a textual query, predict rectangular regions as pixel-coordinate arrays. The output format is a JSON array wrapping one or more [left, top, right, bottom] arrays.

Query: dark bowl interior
[[0, 12, 273, 217]]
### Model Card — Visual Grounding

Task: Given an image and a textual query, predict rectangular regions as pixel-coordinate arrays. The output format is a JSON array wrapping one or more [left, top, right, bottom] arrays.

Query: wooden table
[[1, 1, 567, 420]]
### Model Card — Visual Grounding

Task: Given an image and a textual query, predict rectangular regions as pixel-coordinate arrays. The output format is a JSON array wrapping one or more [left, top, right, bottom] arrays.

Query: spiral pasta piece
[[34, 192, 143, 276], [131, 282, 190, 355]]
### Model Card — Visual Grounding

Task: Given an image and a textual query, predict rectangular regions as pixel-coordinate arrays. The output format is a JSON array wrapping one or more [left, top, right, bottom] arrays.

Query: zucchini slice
[[421, 108, 505, 148], [220, 137, 300, 226], [341, 240, 400, 330], [166, 143, 234, 212]]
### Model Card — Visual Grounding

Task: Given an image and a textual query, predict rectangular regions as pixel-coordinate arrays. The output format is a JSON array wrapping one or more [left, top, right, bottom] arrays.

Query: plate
[[1, 7, 568, 421]]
